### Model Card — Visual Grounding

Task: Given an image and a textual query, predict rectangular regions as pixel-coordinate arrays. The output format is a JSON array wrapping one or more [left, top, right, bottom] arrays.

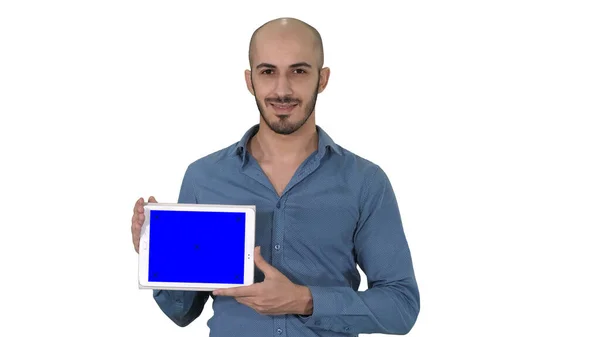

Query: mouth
[[270, 103, 298, 115]]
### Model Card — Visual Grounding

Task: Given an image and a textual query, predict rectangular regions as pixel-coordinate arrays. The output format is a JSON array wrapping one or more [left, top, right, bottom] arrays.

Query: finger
[[134, 202, 145, 217], [148, 196, 157, 203], [254, 246, 278, 276], [235, 297, 255, 308], [137, 201, 145, 215], [132, 216, 141, 241], [235, 298, 269, 315], [213, 287, 241, 297], [132, 229, 140, 253], [132, 214, 142, 235], [213, 285, 257, 297], [133, 229, 140, 248], [134, 198, 143, 213], [134, 214, 142, 227]]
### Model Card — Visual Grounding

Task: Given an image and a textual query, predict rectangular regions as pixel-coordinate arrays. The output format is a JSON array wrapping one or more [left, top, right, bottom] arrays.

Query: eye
[[293, 69, 307, 74], [261, 69, 274, 75]]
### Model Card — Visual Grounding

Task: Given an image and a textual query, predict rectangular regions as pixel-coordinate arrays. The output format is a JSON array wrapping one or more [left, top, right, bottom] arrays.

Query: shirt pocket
[[282, 191, 359, 285]]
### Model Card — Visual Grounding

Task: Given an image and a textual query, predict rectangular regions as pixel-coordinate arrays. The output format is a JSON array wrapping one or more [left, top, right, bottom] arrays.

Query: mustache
[[265, 96, 300, 105]]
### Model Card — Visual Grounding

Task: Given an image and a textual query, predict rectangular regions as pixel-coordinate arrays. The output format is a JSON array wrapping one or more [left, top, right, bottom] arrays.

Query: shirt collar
[[232, 124, 341, 165], [316, 125, 342, 156]]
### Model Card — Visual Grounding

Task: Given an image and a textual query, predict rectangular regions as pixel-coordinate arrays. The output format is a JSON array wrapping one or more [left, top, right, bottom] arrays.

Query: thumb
[[148, 196, 157, 203], [254, 246, 278, 276]]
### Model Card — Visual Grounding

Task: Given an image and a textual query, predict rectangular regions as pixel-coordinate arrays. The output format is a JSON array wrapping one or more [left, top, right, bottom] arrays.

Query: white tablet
[[138, 202, 256, 291]]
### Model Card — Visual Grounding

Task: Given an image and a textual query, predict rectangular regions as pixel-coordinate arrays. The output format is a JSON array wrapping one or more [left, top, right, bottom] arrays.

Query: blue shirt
[[152, 125, 420, 336]]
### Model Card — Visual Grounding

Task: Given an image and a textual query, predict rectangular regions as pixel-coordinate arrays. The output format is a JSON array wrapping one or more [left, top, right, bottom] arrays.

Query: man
[[131, 17, 420, 336]]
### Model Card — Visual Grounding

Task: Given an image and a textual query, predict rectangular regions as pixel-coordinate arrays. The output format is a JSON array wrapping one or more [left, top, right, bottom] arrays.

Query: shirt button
[[277, 328, 282, 334], [344, 326, 350, 331], [274, 244, 281, 250], [276, 201, 281, 208]]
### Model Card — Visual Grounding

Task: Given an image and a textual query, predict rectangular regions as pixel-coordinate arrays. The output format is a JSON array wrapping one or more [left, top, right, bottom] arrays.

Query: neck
[[249, 119, 319, 163]]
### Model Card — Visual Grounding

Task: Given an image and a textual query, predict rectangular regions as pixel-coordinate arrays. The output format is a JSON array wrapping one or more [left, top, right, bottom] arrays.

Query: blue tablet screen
[[148, 209, 246, 284]]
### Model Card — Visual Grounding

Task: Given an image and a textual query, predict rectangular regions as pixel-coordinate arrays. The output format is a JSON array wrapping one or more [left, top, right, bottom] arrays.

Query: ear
[[245, 69, 255, 96], [317, 67, 331, 93]]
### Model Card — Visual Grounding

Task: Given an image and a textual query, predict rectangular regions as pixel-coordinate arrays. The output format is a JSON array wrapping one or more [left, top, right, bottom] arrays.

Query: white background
[[1, 0, 599, 336]]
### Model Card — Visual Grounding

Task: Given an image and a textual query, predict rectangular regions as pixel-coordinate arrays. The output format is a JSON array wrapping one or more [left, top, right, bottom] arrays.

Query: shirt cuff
[[296, 285, 344, 329]]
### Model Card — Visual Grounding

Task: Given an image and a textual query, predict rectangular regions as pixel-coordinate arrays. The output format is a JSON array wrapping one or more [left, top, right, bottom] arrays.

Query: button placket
[[271, 194, 289, 337], [272, 194, 288, 262], [272, 198, 284, 267], [274, 315, 286, 337]]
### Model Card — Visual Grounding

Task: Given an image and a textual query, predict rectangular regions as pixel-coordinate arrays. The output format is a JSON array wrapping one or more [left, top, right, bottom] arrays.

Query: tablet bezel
[[138, 202, 255, 291]]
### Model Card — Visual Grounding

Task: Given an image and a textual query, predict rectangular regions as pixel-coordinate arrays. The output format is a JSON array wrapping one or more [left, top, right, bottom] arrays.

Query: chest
[[260, 163, 299, 196], [194, 161, 363, 283]]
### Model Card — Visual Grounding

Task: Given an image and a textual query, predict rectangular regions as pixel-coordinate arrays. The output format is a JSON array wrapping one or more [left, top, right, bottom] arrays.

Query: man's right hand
[[131, 196, 157, 253]]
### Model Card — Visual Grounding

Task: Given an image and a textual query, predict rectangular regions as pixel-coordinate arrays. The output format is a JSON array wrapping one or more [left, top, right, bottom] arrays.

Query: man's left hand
[[212, 246, 313, 316]]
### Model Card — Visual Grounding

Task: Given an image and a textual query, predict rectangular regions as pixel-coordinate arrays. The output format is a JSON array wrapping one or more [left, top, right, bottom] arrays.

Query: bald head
[[248, 17, 324, 69]]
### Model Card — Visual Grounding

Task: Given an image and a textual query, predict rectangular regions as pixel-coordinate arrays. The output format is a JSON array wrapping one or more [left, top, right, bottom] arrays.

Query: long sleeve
[[153, 289, 210, 327], [152, 164, 212, 327], [300, 166, 420, 335]]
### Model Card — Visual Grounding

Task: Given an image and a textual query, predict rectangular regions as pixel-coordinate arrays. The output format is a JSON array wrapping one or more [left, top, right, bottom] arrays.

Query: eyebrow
[[290, 62, 312, 68], [255, 62, 313, 70]]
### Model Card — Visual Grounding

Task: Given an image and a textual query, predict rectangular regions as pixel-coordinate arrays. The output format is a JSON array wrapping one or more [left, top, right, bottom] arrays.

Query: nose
[[274, 73, 293, 97]]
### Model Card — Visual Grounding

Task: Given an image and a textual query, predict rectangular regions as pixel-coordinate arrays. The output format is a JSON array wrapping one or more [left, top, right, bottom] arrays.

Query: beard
[[252, 78, 320, 135]]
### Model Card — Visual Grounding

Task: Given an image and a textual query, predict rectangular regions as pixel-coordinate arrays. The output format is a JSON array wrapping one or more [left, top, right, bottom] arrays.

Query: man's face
[[245, 32, 327, 135]]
